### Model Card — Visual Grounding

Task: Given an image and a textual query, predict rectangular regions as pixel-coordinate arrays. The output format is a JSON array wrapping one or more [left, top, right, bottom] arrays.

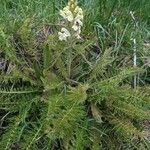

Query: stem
[[130, 11, 138, 89], [68, 48, 72, 78], [67, 37, 75, 78], [133, 38, 137, 89]]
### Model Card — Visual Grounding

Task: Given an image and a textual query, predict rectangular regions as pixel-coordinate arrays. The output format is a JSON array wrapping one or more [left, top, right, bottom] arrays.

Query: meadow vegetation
[[0, 0, 150, 149]]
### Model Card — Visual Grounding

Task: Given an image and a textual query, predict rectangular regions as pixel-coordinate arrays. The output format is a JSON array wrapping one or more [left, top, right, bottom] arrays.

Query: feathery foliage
[[0, 0, 150, 149]]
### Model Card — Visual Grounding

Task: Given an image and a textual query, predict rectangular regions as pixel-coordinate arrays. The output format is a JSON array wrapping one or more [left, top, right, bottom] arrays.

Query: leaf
[[43, 44, 51, 70], [68, 84, 89, 104], [41, 70, 63, 91], [91, 48, 113, 78], [33, 60, 42, 80], [91, 104, 103, 123]]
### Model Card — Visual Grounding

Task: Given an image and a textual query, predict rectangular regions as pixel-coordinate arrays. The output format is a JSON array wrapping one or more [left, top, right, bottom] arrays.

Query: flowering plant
[[0, 0, 150, 149], [58, 0, 84, 41]]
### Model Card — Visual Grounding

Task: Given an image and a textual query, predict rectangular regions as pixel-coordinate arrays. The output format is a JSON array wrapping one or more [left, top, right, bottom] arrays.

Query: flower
[[72, 19, 83, 31], [76, 16, 83, 23], [74, 27, 81, 39], [58, 28, 71, 41], [58, 0, 84, 41], [76, 34, 81, 39], [74, 6, 83, 20], [72, 24, 78, 31], [60, 6, 74, 22]]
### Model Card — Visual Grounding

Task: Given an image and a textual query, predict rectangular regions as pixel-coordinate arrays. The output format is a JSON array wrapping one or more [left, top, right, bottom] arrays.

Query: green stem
[[68, 48, 72, 78]]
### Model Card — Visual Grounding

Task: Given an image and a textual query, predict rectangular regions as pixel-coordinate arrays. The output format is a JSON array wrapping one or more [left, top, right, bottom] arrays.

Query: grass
[[0, 0, 150, 149]]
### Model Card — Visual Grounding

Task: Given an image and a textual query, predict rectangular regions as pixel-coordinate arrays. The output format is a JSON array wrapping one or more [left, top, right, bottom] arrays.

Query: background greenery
[[0, 0, 150, 149]]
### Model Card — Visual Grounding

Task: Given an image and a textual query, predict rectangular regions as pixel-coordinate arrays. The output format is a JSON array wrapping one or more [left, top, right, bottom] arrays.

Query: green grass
[[0, 0, 150, 149]]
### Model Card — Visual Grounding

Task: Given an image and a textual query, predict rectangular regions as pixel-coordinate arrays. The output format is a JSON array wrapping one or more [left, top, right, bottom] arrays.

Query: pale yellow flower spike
[[58, 0, 83, 41]]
